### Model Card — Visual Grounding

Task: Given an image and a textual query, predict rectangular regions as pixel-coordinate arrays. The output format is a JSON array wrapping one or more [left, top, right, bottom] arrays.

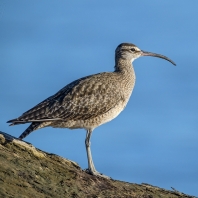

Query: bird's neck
[[114, 58, 135, 76], [114, 58, 136, 101]]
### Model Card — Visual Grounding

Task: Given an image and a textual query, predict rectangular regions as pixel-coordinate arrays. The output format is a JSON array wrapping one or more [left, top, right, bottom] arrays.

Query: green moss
[[0, 132, 195, 198]]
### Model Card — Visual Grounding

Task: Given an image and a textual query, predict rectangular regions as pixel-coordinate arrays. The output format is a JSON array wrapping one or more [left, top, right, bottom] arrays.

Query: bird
[[7, 43, 176, 179]]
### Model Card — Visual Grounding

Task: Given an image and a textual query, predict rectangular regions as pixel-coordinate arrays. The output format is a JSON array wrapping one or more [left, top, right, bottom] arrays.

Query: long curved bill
[[141, 50, 176, 66]]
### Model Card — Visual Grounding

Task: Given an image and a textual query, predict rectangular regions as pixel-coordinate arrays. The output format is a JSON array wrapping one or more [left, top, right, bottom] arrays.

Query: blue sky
[[1, 1, 198, 196]]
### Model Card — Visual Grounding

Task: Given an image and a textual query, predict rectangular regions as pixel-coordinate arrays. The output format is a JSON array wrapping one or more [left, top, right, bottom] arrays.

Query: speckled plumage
[[8, 46, 136, 139], [13, 70, 135, 137], [7, 43, 175, 178]]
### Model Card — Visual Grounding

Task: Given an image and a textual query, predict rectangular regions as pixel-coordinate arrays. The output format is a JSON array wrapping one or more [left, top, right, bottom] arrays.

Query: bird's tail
[[19, 122, 40, 140]]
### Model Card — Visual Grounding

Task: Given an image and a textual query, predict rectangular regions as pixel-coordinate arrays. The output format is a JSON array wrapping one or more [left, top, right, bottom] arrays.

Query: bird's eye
[[131, 48, 136, 52]]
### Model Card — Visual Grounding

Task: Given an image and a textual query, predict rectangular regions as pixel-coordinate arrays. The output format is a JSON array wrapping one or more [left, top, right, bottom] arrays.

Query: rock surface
[[0, 131, 196, 198]]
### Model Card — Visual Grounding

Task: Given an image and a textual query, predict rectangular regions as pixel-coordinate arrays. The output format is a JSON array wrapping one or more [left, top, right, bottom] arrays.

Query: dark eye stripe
[[121, 49, 130, 52]]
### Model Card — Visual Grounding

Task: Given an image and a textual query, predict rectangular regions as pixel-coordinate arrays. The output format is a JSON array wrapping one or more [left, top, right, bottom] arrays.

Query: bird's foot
[[85, 168, 111, 179]]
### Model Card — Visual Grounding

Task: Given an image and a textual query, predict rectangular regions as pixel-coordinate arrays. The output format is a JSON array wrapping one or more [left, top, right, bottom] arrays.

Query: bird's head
[[115, 43, 176, 66]]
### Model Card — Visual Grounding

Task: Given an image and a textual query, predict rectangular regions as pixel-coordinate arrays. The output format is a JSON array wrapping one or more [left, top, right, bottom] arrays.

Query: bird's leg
[[85, 129, 110, 179], [85, 129, 96, 172]]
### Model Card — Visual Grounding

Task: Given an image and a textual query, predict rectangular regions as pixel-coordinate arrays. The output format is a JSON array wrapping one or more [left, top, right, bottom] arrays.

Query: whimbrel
[[7, 43, 176, 178]]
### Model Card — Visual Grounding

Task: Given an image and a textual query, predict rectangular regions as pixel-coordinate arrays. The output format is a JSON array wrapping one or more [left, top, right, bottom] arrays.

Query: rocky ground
[[0, 131, 196, 198]]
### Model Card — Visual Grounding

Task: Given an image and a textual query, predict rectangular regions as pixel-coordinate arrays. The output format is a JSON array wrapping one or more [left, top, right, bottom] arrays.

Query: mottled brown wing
[[10, 72, 122, 123], [52, 73, 123, 121]]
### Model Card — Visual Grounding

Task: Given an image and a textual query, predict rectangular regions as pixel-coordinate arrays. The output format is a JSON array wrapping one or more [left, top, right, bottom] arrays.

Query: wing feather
[[8, 72, 123, 123]]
